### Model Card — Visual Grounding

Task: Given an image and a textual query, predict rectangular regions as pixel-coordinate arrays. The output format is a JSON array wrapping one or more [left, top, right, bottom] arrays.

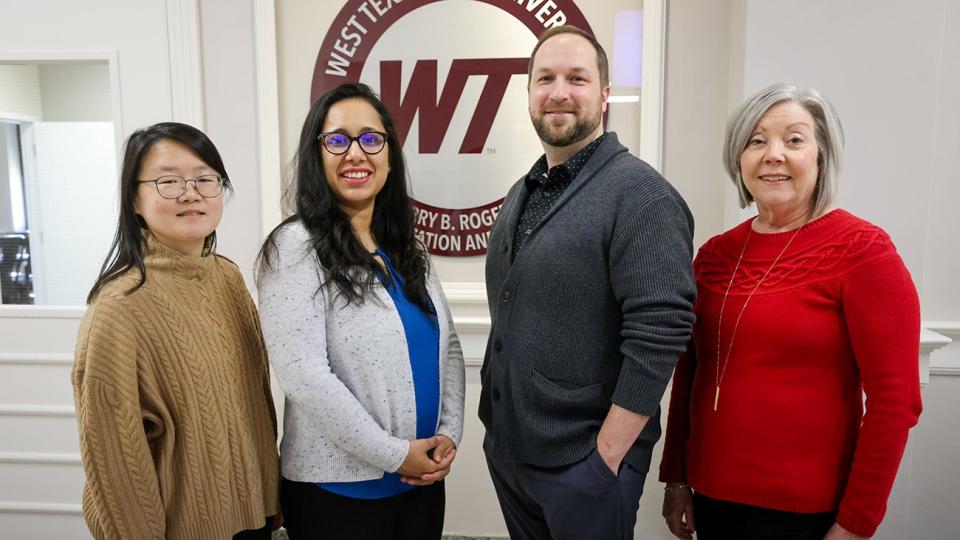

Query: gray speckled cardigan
[[257, 221, 465, 482]]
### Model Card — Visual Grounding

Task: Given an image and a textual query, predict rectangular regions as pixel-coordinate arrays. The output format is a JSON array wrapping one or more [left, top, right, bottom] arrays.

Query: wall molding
[[924, 321, 960, 339], [0, 452, 81, 465], [164, 0, 204, 128], [0, 502, 82, 515], [443, 282, 488, 305], [640, 0, 667, 170], [0, 404, 74, 417], [253, 0, 283, 238], [0, 353, 73, 365], [923, 321, 959, 377]]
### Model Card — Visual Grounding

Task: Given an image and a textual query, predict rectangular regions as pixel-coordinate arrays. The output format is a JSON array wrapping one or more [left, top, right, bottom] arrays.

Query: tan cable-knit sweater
[[72, 237, 280, 540]]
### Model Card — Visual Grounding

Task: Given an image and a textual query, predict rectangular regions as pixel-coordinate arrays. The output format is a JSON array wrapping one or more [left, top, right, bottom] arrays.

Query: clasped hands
[[397, 434, 456, 486]]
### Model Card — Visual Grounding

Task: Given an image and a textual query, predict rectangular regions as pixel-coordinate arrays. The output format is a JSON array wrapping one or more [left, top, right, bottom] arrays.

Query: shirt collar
[[524, 132, 607, 189]]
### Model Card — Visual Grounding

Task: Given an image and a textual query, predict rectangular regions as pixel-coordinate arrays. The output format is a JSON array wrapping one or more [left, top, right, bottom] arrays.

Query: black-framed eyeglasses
[[318, 131, 387, 155], [137, 175, 226, 199]]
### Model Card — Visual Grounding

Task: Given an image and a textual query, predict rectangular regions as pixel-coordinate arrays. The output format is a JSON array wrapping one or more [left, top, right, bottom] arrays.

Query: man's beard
[[532, 109, 601, 147]]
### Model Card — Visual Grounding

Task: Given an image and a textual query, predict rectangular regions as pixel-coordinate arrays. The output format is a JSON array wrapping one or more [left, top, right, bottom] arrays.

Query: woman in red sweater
[[659, 84, 922, 540]]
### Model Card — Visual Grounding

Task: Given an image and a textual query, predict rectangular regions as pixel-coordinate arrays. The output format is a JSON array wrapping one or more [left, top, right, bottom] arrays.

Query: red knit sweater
[[659, 209, 922, 537]]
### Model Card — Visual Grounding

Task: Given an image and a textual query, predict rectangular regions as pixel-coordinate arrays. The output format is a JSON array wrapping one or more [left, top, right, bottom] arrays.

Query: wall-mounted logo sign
[[312, 0, 592, 256]]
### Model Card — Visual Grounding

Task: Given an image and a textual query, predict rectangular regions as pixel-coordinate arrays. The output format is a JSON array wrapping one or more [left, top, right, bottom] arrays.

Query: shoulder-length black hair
[[86, 122, 232, 303], [258, 82, 431, 312]]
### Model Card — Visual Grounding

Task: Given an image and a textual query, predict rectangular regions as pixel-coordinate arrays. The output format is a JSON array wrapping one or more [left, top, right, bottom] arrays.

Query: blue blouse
[[317, 249, 440, 499]]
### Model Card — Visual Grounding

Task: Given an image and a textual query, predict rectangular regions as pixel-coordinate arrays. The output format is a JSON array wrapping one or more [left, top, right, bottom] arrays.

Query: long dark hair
[[257, 83, 431, 312], [86, 122, 232, 303]]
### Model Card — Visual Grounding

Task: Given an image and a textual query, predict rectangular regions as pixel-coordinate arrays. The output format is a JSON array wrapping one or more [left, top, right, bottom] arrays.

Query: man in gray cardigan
[[480, 25, 696, 539]]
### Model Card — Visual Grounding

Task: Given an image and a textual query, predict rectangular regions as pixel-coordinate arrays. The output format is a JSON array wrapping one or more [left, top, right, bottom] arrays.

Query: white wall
[[661, 0, 738, 247], [921, 0, 960, 323], [1, 2, 170, 132], [740, 0, 944, 294], [198, 0, 264, 283], [0, 307, 84, 538], [0, 65, 42, 121], [38, 64, 112, 122]]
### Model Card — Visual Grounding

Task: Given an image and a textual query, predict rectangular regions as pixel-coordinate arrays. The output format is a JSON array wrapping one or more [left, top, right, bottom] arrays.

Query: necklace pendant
[[714, 386, 720, 411]]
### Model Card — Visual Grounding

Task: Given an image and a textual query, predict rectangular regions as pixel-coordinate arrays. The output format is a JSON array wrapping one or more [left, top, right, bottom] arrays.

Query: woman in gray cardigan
[[256, 83, 465, 540]]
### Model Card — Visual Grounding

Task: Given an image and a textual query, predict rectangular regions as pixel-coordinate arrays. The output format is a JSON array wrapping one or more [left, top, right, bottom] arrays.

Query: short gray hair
[[722, 84, 845, 216]]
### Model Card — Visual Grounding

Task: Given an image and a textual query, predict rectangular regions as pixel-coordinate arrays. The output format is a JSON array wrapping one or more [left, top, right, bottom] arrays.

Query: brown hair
[[527, 25, 609, 88]]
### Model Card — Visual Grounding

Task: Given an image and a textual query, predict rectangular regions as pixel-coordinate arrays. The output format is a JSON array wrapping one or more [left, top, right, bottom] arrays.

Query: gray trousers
[[484, 437, 647, 540]]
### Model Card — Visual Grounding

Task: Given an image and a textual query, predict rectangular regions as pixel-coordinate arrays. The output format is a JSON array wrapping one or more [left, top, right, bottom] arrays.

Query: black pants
[[693, 492, 836, 540], [280, 477, 445, 540], [232, 517, 273, 540], [484, 438, 647, 540]]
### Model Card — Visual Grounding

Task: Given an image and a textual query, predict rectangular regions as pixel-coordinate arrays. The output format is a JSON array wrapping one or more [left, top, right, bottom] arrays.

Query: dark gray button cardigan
[[480, 132, 696, 471]]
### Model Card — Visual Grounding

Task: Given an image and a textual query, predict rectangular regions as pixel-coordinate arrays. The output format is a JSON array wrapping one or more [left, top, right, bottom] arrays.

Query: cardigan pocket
[[530, 368, 603, 402]]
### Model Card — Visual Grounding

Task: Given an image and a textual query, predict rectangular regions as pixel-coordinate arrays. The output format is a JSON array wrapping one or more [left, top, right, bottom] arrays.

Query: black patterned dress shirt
[[512, 133, 607, 258]]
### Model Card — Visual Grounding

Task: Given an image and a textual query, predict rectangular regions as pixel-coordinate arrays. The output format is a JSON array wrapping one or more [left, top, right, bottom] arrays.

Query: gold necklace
[[714, 222, 803, 411]]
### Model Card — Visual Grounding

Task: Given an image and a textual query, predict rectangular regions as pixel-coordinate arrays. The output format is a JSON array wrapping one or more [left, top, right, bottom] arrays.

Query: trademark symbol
[[486, 147, 496, 154]]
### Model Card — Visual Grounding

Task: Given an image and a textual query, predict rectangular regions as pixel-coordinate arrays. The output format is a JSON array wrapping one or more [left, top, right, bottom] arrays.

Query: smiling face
[[320, 98, 390, 214], [739, 100, 820, 218], [134, 139, 224, 256], [528, 33, 609, 150]]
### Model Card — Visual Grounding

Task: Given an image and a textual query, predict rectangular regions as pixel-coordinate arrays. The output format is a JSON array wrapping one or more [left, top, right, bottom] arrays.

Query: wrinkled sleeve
[[659, 339, 697, 484], [235, 270, 280, 440], [73, 300, 165, 540], [609, 193, 697, 415], [432, 273, 465, 446], [836, 252, 922, 537]]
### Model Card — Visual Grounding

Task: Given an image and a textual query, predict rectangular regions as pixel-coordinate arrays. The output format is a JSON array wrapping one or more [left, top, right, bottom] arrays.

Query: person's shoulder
[[266, 219, 314, 259], [595, 134, 679, 198], [826, 208, 899, 264], [259, 218, 321, 278], [211, 254, 251, 290], [271, 219, 311, 246], [79, 283, 139, 347], [697, 219, 748, 261], [89, 266, 146, 303]]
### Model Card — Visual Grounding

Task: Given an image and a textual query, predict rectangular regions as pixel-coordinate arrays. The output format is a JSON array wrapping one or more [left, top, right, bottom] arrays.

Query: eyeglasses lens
[[358, 133, 384, 153], [323, 133, 385, 154], [155, 176, 223, 198]]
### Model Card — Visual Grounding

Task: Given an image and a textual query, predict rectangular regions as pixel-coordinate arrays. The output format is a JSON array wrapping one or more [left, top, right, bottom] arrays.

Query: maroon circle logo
[[313, 0, 593, 256]]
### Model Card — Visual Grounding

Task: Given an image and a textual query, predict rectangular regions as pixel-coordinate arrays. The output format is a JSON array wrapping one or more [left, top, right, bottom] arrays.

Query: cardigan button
[[501, 243, 509, 253], [494, 339, 502, 353], [501, 289, 512, 302], [492, 388, 501, 401]]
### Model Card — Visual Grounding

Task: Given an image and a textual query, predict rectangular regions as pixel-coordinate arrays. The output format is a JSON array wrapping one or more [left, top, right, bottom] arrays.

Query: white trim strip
[[639, 0, 667, 170], [442, 282, 488, 304], [608, 95, 641, 103], [0, 353, 73, 365], [0, 452, 81, 465], [0, 405, 75, 417], [451, 316, 491, 331], [923, 321, 960, 339], [0, 502, 83, 515], [164, 0, 205, 128], [254, 0, 283, 238]]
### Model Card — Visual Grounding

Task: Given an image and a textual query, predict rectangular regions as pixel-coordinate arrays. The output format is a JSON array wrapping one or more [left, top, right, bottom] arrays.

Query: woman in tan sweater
[[73, 122, 280, 539]]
